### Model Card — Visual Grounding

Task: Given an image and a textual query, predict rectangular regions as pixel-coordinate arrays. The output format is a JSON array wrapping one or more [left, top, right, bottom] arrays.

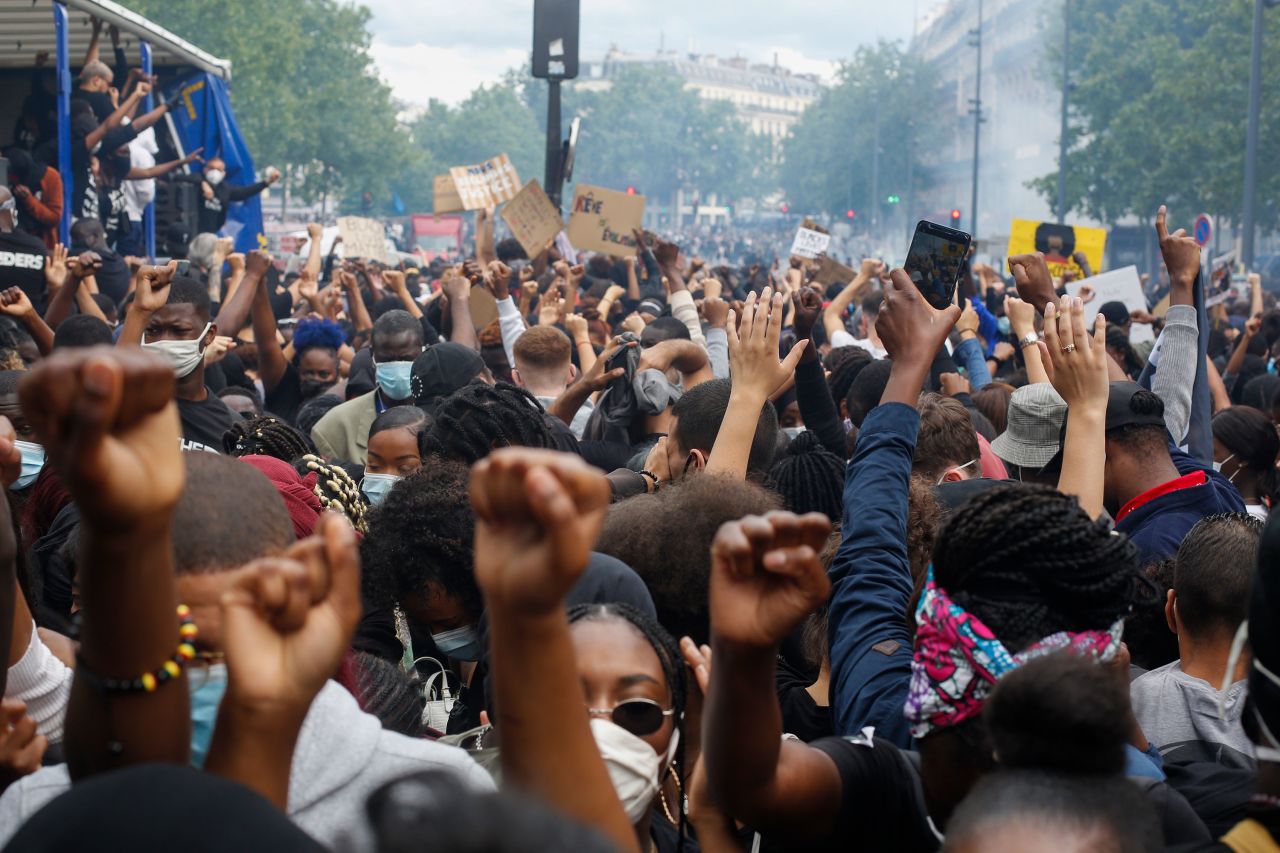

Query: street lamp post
[[969, 0, 984, 239], [1242, 0, 1275, 270], [1056, 0, 1071, 224]]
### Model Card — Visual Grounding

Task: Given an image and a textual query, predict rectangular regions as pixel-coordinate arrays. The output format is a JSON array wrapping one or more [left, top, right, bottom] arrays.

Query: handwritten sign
[[337, 216, 390, 263], [790, 227, 831, 259], [566, 184, 645, 258], [1007, 219, 1106, 281], [813, 256, 856, 287], [1065, 265, 1153, 344], [449, 154, 521, 211], [500, 180, 563, 257], [433, 174, 464, 214]]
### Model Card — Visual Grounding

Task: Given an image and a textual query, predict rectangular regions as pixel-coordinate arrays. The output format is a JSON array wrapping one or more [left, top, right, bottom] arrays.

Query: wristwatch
[[1018, 332, 1040, 350]]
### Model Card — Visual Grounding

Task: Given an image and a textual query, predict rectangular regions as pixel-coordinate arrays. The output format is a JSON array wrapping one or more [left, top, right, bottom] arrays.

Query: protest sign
[[337, 217, 390, 263], [566, 185, 645, 257], [449, 154, 522, 211], [469, 284, 500, 331], [1007, 219, 1106, 281], [500, 180, 563, 257], [433, 174, 464, 214], [1065, 265, 1154, 344], [790, 227, 831, 260], [813, 256, 856, 287]]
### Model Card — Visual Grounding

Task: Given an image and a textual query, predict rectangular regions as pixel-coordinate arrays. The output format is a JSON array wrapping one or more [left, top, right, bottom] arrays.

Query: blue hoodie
[[1115, 444, 1245, 566]]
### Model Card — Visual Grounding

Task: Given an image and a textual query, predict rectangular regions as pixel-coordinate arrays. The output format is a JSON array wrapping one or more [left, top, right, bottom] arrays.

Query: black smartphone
[[174, 259, 190, 277], [903, 220, 973, 310]]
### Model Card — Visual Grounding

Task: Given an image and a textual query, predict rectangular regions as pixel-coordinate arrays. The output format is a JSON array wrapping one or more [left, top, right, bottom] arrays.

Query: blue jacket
[[1116, 444, 1245, 567], [827, 402, 917, 748]]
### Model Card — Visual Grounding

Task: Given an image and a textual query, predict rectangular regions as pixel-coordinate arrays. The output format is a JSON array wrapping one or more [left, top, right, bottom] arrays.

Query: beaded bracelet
[[76, 604, 199, 695]]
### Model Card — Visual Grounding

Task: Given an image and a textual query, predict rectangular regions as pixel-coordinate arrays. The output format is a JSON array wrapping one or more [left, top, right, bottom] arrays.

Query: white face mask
[[589, 717, 679, 824], [205, 169, 225, 186], [1220, 620, 1280, 762], [143, 323, 211, 379]]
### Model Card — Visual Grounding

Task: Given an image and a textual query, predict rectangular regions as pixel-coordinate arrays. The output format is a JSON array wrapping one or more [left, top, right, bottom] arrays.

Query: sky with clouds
[[365, 0, 948, 106]]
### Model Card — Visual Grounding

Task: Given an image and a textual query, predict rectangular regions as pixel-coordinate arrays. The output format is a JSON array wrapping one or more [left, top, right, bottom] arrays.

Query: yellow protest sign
[[500, 180, 563, 257], [1006, 219, 1107, 280], [566, 185, 646, 257], [449, 154, 521, 211], [433, 174, 464, 214]]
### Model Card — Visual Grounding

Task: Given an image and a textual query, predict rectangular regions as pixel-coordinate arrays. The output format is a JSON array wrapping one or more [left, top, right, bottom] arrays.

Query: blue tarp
[[166, 72, 264, 254]]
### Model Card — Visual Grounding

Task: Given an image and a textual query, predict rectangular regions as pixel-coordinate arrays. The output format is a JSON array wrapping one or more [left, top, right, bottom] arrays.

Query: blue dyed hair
[[293, 318, 346, 355]]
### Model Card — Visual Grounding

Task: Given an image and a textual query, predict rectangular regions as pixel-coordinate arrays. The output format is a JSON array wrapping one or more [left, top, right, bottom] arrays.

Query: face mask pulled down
[[590, 717, 679, 823], [143, 323, 211, 379]]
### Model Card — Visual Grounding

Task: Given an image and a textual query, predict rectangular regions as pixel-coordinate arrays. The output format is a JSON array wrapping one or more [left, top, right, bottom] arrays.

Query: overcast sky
[[365, 0, 948, 106]]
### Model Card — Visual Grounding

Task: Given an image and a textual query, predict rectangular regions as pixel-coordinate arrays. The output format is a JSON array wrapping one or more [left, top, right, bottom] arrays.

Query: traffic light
[[846, 209, 856, 219], [886, 195, 901, 204], [950, 208, 961, 224], [625, 186, 636, 195], [780, 203, 790, 213]]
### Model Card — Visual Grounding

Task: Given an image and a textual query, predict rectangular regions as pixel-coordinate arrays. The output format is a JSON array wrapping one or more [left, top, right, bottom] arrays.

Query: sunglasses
[[587, 698, 674, 737]]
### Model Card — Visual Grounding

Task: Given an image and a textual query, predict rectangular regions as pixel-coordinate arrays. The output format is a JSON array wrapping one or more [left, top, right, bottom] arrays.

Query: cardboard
[[469, 284, 500, 331], [813, 256, 856, 287], [1006, 219, 1107, 282], [336, 216, 390, 263], [790, 227, 831, 260], [433, 174, 464, 214], [566, 185, 646, 257], [1065, 265, 1154, 344], [500, 180, 563, 257], [449, 153, 521, 211]]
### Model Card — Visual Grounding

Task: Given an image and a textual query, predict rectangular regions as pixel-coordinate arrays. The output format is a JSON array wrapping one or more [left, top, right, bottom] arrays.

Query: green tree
[[780, 42, 934, 221], [1032, 0, 1280, 229]]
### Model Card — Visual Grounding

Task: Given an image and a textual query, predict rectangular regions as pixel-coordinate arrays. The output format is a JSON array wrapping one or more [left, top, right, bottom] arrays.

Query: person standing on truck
[[174, 156, 280, 237]]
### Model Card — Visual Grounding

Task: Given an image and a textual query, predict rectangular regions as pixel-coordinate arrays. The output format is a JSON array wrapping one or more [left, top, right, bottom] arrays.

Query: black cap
[[1098, 301, 1131, 326], [1246, 511, 1280, 748], [1104, 381, 1166, 433], [410, 342, 486, 412]]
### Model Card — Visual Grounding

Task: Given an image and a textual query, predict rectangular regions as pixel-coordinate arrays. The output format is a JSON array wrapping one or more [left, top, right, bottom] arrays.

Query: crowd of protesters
[[2, 23, 1280, 853]]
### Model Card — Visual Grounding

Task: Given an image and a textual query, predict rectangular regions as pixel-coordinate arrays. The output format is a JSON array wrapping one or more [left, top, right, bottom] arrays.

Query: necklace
[[658, 767, 685, 824]]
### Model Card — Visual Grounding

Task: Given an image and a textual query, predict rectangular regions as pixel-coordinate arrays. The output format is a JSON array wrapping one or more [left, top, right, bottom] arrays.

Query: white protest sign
[[337, 216, 390, 263], [1066, 265, 1154, 344], [449, 154, 521, 211], [790, 227, 831, 259]]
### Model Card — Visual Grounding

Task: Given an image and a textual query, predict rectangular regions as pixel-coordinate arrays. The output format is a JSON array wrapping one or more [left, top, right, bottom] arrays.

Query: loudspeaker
[[531, 0, 579, 80], [153, 178, 198, 243]]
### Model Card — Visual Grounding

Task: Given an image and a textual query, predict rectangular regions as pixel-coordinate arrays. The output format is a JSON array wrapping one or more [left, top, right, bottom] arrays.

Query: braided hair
[[766, 431, 846, 521], [568, 602, 690, 846], [297, 454, 368, 534], [337, 650, 425, 738], [223, 414, 313, 461], [826, 346, 873, 409], [427, 381, 553, 466], [933, 483, 1153, 653]]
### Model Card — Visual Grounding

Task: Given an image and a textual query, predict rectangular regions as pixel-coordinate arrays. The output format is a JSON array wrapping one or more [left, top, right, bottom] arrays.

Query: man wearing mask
[[311, 309, 423, 465], [118, 262, 238, 452], [176, 155, 280, 237], [0, 186, 48, 314]]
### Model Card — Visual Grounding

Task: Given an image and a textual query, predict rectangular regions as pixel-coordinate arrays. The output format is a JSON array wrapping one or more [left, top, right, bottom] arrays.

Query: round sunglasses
[[587, 698, 675, 737]]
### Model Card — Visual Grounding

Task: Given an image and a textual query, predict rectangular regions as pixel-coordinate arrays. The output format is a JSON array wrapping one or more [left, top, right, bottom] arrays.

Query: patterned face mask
[[903, 567, 1124, 739]]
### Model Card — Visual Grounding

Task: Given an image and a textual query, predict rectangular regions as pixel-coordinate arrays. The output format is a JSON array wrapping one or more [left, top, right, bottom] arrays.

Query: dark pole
[[870, 98, 882, 233], [1242, 0, 1267, 270], [545, 78, 563, 208], [1056, 0, 1070, 224], [969, 0, 983, 238]]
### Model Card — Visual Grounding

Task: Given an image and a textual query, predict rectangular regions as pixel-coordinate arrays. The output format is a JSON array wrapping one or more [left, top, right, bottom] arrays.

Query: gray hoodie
[[1130, 660, 1255, 768], [0, 680, 495, 850]]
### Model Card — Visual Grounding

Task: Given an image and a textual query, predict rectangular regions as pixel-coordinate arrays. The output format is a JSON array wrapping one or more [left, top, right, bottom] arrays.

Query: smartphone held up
[[903, 220, 972, 310]]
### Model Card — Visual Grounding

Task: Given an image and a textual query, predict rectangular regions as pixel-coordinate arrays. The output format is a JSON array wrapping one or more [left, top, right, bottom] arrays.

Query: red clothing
[[19, 167, 63, 250], [1116, 469, 1208, 524]]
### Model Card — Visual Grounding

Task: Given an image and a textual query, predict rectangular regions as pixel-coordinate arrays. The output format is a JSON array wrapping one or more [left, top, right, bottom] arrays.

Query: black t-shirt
[[776, 657, 832, 744], [70, 242, 129, 306], [265, 362, 305, 425], [780, 736, 937, 853], [0, 229, 48, 314], [177, 391, 238, 454]]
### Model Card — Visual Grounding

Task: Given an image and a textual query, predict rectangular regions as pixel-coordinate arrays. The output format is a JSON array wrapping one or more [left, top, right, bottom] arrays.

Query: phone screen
[[903, 221, 972, 310]]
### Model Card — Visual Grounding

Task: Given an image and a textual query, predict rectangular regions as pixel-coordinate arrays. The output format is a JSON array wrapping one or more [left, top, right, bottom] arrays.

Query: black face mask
[[299, 379, 334, 400]]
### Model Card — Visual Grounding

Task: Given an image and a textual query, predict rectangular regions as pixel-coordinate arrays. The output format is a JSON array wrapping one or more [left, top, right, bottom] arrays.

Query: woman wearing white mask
[[361, 406, 427, 507], [1212, 406, 1279, 522]]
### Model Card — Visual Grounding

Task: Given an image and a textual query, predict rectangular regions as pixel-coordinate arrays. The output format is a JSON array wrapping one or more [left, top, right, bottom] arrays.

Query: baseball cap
[[410, 342, 487, 412], [1098, 301, 1131, 326], [1104, 381, 1165, 433], [990, 383, 1067, 469]]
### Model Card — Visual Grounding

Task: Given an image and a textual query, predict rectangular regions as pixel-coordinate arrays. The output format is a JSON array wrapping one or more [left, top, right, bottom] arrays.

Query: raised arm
[[44, 251, 98, 331], [471, 449, 636, 852], [1151, 205, 1203, 445], [476, 208, 496, 267], [822, 259, 880, 343], [246, 251, 289, 393], [337, 271, 373, 333], [0, 289, 54, 356], [789, 288, 846, 457], [211, 242, 258, 336], [127, 147, 203, 181], [442, 275, 479, 351], [382, 269, 422, 319], [1043, 297, 1109, 519], [1005, 296, 1050, 384], [21, 347, 189, 780], [118, 263, 178, 347]]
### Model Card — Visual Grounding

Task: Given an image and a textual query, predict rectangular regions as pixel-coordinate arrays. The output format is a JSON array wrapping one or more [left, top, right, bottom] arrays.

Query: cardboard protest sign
[[337, 217, 390, 263], [1007, 219, 1106, 281], [500, 180, 563, 257], [433, 174, 464, 214], [813, 256, 856, 287], [449, 154, 521, 211], [566, 185, 645, 257], [790, 227, 831, 260], [469, 284, 499, 331], [1065, 265, 1154, 344]]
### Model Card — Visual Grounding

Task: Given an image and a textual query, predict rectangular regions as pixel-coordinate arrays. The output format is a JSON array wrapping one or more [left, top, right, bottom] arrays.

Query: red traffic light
[[625, 186, 636, 195], [781, 203, 790, 213], [950, 208, 961, 222], [846, 209, 856, 219]]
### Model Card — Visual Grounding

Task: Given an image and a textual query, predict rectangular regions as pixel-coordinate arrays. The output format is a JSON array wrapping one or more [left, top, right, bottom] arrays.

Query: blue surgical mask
[[189, 663, 227, 769], [375, 360, 414, 401], [361, 472, 401, 506], [11, 441, 44, 491], [432, 625, 481, 662], [997, 316, 1012, 336]]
